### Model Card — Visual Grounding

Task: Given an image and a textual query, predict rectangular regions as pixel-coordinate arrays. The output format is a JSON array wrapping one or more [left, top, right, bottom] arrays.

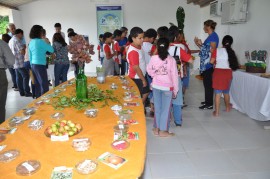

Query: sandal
[[159, 131, 175, 137], [152, 128, 159, 136]]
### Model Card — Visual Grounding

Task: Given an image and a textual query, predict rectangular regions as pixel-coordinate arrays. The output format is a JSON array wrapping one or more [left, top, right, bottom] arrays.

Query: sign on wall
[[96, 5, 123, 37]]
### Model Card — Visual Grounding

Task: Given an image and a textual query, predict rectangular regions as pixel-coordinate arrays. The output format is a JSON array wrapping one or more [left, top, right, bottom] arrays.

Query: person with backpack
[[168, 26, 193, 127]]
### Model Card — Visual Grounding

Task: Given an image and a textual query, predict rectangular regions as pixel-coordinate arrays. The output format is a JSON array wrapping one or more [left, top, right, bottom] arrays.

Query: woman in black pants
[[194, 20, 219, 110]]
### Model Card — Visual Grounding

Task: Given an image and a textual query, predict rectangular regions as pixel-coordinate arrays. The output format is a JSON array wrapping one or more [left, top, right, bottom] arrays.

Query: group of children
[[97, 23, 239, 137]]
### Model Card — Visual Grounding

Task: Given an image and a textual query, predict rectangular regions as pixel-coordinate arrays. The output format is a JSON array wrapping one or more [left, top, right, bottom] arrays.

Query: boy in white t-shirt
[[127, 27, 149, 105]]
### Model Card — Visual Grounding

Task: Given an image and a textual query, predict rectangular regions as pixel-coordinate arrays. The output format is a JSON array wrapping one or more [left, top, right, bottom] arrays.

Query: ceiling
[[187, 0, 216, 7], [0, 0, 215, 12], [0, 0, 37, 10]]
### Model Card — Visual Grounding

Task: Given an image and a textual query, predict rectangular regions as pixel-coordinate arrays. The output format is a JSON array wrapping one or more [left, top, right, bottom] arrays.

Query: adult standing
[[52, 33, 70, 86], [9, 29, 32, 97], [194, 20, 219, 110], [29, 25, 54, 98], [8, 23, 26, 91], [0, 40, 15, 124], [54, 23, 65, 40]]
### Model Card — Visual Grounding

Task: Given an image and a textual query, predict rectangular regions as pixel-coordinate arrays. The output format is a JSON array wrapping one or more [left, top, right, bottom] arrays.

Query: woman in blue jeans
[[52, 33, 70, 86], [28, 25, 54, 98]]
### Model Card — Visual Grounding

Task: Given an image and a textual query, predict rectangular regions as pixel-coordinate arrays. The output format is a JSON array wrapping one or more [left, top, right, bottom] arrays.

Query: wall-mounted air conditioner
[[210, 1, 222, 16], [221, 0, 248, 24]]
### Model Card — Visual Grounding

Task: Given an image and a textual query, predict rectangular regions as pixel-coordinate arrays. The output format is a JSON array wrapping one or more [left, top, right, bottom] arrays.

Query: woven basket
[[246, 66, 266, 73]]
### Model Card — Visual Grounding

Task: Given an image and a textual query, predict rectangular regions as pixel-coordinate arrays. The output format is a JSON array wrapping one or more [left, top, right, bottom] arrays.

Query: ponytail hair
[[157, 38, 169, 61], [222, 35, 239, 71]]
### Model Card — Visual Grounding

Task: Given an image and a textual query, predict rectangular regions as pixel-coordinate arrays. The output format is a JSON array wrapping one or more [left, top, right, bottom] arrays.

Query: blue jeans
[[173, 104, 182, 125], [32, 64, 49, 98], [146, 73, 153, 99], [153, 88, 173, 131], [8, 68, 17, 88], [54, 63, 70, 87], [100, 57, 104, 65], [172, 76, 183, 125], [15, 68, 31, 95]]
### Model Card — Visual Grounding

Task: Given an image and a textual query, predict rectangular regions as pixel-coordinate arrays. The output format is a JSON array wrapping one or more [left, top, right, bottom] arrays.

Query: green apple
[[60, 120, 67, 124], [72, 127, 78, 133], [67, 120, 72, 124], [59, 126, 65, 133], [68, 123, 75, 128], [52, 126, 57, 133], [68, 131, 74, 136], [64, 125, 70, 131]]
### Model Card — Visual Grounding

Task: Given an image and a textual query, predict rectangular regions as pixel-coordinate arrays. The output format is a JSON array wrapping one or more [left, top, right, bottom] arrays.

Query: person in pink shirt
[[147, 38, 179, 137]]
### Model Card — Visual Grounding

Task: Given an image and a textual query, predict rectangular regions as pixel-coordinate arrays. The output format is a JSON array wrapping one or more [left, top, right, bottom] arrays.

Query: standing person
[[52, 33, 70, 86], [102, 32, 116, 76], [142, 28, 157, 115], [0, 39, 15, 124], [211, 35, 239, 117], [147, 38, 178, 137], [9, 29, 32, 97], [97, 34, 104, 65], [119, 27, 128, 75], [194, 19, 219, 110], [127, 27, 149, 105], [168, 26, 193, 126], [7, 23, 25, 91], [1, 34, 17, 90], [113, 29, 122, 75], [54, 23, 65, 40], [157, 26, 169, 39], [29, 25, 54, 98]]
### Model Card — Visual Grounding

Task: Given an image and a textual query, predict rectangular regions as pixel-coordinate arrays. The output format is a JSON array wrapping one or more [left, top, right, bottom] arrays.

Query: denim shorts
[[214, 89, 230, 94]]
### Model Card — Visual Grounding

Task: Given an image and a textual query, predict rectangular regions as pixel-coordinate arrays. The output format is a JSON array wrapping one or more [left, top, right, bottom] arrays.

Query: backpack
[[172, 46, 184, 78]]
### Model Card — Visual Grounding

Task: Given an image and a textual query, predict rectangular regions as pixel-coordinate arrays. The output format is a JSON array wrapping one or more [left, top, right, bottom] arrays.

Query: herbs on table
[[50, 84, 120, 110]]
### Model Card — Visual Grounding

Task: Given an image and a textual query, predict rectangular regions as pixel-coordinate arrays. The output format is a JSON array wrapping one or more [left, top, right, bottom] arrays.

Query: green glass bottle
[[76, 67, 88, 100]]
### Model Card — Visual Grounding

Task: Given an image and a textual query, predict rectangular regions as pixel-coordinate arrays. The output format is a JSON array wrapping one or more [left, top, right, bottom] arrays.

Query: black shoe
[[12, 86, 17, 89], [20, 93, 25, 96], [182, 104, 188, 109], [199, 104, 213, 110], [14, 88, 19, 91], [174, 121, 182, 127], [25, 93, 33, 97], [201, 101, 206, 105]]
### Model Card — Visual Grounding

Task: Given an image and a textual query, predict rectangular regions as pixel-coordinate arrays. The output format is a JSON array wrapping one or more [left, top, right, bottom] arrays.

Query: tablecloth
[[230, 70, 270, 121], [0, 76, 146, 179]]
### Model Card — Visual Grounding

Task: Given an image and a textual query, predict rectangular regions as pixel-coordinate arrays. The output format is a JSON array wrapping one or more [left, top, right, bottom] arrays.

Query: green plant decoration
[[176, 6, 185, 31]]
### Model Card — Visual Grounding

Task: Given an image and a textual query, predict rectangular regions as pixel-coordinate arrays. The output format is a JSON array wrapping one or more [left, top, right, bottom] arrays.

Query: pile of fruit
[[44, 120, 82, 137]]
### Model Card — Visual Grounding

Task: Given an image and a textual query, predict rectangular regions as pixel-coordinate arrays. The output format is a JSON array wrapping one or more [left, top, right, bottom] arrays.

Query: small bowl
[[110, 83, 118, 89], [0, 128, 11, 134], [35, 101, 44, 107], [111, 140, 130, 151], [28, 120, 44, 130], [118, 113, 131, 120], [23, 107, 36, 116], [72, 138, 91, 152], [111, 105, 122, 114], [84, 109, 98, 118], [9, 117, 24, 127], [75, 159, 98, 175], [50, 112, 64, 120]]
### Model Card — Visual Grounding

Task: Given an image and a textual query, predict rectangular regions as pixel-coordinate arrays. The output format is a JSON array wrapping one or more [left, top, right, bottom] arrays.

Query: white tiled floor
[[4, 75, 270, 179]]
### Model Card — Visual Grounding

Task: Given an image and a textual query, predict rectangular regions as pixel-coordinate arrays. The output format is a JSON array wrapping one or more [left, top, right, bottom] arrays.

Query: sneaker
[[199, 104, 213, 110], [201, 101, 206, 105], [174, 121, 182, 127], [25, 93, 33, 97], [14, 88, 19, 91]]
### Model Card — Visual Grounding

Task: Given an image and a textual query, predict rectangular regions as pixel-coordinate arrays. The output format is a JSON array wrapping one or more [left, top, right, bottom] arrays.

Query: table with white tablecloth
[[229, 70, 270, 121]]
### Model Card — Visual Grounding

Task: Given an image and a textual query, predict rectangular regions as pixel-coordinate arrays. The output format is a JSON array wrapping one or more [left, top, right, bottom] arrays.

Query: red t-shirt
[[114, 41, 120, 52], [97, 45, 100, 51], [127, 45, 140, 79], [104, 44, 112, 56], [151, 45, 156, 55]]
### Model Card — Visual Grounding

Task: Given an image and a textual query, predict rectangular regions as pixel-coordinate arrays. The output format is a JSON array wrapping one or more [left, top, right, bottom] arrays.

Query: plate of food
[[44, 120, 82, 137]]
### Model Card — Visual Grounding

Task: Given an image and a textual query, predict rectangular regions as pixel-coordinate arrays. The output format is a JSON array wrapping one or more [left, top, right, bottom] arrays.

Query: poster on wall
[[96, 5, 123, 37]]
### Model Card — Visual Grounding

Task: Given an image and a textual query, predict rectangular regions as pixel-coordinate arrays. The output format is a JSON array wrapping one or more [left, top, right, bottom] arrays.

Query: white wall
[[200, 0, 270, 71], [17, 0, 202, 72]]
